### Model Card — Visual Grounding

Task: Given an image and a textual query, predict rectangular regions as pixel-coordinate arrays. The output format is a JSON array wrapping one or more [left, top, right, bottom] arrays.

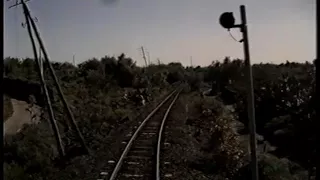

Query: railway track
[[105, 89, 181, 180]]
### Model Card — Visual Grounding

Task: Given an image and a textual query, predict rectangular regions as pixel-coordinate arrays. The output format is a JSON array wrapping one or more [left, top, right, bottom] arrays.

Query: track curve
[[108, 89, 181, 180]]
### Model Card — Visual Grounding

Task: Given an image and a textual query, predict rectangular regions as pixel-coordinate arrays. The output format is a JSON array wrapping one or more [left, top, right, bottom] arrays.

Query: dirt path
[[4, 98, 42, 135]]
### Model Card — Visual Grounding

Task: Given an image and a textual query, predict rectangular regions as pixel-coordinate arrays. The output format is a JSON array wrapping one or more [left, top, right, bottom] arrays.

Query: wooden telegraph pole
[[8, 0, 90, 158], [24, 1, 89, 155], [141, 46, 148, 67], [20, 0, 65, 157], [219, 5, 259, 180], [147, 51, 151, 65], [73, 54, 76, 66]]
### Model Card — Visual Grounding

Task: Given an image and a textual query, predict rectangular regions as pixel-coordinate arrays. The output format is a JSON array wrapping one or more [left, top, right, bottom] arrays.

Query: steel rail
[[156, 90, 181, 180], [108, 89, 178, 180]]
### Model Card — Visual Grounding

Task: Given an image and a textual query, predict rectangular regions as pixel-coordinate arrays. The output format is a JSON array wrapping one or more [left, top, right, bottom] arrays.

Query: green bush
[[2, 55, 314, 179], [4, 123, 56, 180]]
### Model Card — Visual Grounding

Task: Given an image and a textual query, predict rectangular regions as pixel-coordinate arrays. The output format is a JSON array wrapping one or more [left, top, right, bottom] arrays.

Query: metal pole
[[240, 5, 259, 180], [21, 1, 65, 158]]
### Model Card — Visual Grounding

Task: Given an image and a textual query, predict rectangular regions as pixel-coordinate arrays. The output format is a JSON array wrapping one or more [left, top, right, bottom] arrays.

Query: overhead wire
[[228, 29, 243, 43]]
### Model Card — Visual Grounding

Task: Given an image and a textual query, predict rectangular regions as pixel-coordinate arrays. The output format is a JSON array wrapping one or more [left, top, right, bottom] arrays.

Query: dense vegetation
[[4, 95, 13, 121], [3, 55, 315, 180]]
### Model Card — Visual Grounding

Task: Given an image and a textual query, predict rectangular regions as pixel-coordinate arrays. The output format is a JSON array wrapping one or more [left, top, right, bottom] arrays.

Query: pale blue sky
[[4, 0, 315, 66]]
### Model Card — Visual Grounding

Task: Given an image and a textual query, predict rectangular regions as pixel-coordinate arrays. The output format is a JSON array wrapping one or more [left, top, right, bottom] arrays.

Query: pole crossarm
[[8, 0, 31, 9]]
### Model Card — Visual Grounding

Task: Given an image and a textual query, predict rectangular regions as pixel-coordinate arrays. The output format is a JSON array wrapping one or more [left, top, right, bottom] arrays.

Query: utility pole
[[1, 0, 4, 143], [141, 46, 148, 67], [9, 0, 90, 157], [73, 54, 76, 66], [219, 5, 258, 180], [26, 2, 89, 155], [11, 0, 65, 157], [190, 56, 193, 67], [157, 58, 161, 65], [147, 51, 151, 65], [39, 46, 44, 76], [39, 46, 41, 60]]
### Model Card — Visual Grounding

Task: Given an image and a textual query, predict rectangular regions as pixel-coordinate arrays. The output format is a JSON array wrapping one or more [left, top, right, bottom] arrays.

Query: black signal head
[[219, 12, 235, 30]]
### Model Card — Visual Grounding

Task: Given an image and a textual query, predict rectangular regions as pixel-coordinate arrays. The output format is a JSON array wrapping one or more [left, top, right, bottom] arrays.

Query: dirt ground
[[4, 98, 42, 135]]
